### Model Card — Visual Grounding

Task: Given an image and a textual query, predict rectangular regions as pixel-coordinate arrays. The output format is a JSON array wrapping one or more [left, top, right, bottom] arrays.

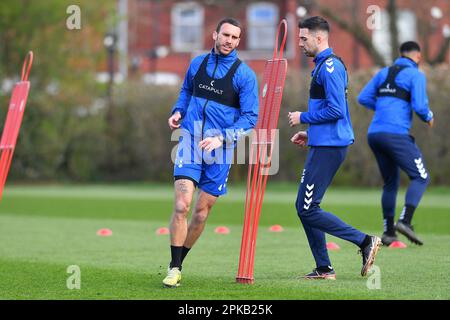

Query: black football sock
[[384, 217, 395, 235], [399, 205, 416, 225], [169, 245, 183, 269], [317, 265, 333, 272], [180, 246, 191, 264]]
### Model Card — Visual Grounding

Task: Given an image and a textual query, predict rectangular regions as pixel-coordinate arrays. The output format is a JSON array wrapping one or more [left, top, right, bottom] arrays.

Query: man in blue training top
[[358, 41, 434, 246], [163, 18, 259, 287], [288, 16, 381, 280]]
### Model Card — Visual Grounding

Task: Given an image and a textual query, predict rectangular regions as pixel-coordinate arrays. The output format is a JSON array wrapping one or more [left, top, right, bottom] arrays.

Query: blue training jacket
[[357, 57, 433, 135], [172, 48, 259, 144], [300, 48, 355, 147]]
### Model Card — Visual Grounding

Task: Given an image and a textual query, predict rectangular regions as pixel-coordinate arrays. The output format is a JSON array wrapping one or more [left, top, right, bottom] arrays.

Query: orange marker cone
[[215, 226, 230, 234], [269, 225, 284, 232], [389, 240, 407, 248], [326, 242, 341, 250], [156, 227, 170, 235], [96, 228, 113, 236]]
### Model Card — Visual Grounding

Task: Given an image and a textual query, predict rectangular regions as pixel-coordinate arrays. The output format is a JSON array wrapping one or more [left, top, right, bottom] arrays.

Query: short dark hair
[[400, 41, 421, 54], [298, 16, 330, 33], [216, 18, 242, 35]]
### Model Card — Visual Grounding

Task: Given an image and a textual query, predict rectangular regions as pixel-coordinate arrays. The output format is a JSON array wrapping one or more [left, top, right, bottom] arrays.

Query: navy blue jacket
[[357, 57, 433, 135], [300, 48, 355, 146]]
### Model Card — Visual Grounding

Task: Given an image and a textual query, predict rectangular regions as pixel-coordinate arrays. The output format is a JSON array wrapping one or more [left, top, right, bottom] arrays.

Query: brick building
[[114, 0, 450, 84]]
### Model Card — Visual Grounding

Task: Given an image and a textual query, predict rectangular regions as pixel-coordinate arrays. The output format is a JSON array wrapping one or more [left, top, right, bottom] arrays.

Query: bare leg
[[183, 190, 218, 248], [169, 179, 196, 246]]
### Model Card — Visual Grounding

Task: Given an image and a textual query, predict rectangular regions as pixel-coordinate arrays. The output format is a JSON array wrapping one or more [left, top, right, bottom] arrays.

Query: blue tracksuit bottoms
[[295, 146, 366, 268]]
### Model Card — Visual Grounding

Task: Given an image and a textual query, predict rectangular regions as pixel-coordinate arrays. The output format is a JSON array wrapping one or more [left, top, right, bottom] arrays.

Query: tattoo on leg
[[177, 180, 189, 194]]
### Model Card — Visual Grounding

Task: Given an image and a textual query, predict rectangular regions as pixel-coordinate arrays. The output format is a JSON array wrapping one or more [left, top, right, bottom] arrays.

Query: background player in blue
[[358, 41, 434, 246], [288, 16, 381, 280], [163, 18, 259, 287]]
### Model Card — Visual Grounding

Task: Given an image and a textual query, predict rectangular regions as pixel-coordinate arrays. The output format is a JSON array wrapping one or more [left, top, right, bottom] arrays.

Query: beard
[[302, 48, 316, 57], [215, 42, 233, 56]]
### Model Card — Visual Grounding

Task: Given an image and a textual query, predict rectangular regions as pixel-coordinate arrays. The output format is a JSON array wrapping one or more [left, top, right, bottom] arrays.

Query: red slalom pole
[[236, 20, 288, 284], [0, 51, 33, 200]]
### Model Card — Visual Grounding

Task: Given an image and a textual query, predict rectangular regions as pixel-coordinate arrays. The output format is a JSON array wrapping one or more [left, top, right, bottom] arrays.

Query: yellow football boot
[[163, 267, 181, 288]]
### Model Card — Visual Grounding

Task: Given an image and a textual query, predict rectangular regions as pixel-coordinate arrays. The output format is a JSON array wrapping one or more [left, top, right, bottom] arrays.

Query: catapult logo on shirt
[[379, 83, 396, 94], [198, 81, 224, 95]]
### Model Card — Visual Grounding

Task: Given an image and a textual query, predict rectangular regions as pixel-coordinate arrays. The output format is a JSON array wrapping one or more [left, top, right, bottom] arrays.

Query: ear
[[212, 31, 218, 41], [235, 38, 240, 47], [316, 34, 322, 45], [416, 51, 422, 63]]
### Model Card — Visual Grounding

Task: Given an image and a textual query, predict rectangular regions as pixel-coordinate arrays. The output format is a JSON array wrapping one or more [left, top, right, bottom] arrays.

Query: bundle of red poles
[[236, 20, 288, 284], [0, 51, 33, 200]]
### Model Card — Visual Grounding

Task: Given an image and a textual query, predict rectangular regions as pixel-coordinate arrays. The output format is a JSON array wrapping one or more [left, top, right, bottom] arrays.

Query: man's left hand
[[291, 131, 308, 147], [288, 111, 302, 127], [199, 136, 223, 152]]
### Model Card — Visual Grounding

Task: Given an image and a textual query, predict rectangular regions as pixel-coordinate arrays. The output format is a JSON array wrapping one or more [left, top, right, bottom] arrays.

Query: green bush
[[2, 65, 449, 186]]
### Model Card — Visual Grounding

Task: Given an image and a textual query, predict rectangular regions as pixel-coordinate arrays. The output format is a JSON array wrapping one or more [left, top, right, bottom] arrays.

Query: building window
[[171, 2, 204, 52], [247, 2, 279, 50], [372, 10, 417, 64]]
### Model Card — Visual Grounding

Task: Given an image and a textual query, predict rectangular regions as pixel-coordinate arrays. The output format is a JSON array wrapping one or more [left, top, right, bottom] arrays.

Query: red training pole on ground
[[0, 51, 33, 200], [236, 20, 288, 284]]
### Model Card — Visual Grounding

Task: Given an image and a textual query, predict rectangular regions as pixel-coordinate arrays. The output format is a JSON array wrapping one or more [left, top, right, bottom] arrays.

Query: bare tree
[[315, 0, 449, 66], [414, 0, 450, 65], [431, 37, 450, 65], [315, 3, 386, 66], [387, 0, 399, 62]]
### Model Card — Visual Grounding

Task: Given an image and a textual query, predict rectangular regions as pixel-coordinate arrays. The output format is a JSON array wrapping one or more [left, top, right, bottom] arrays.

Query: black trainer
[[381, 232, 398, 246], [360, 236, 382, 276], [396, 221, 423, 245], [304, 268, 336, 280]]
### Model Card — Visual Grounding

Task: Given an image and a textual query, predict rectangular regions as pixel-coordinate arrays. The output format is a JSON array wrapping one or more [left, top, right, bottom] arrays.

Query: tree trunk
[[431, 37, 450, 65], [387, 0, 399, 62]]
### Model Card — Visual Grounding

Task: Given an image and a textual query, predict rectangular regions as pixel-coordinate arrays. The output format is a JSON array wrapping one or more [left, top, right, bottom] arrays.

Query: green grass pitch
[[0, 183, 448, 299]]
